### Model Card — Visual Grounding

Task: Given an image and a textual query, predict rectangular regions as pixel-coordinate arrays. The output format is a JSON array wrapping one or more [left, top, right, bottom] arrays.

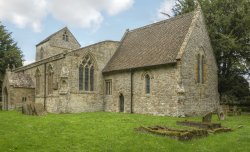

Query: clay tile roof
[[103, 11, 194, 73], [9, 73, 34, 88]]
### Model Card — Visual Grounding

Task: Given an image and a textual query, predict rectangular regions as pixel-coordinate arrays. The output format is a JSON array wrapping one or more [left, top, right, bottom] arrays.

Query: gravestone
[[22, 102, 46, 116], [34, 103, 45, 116], [216, 106, 225, 120], [218, 111, 225, 120], [202, 112, 213, 123]]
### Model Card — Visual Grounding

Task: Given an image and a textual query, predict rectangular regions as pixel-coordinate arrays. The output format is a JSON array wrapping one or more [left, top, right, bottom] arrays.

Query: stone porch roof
[[103, 11, 195, 73], [9, 73, 34, 88]]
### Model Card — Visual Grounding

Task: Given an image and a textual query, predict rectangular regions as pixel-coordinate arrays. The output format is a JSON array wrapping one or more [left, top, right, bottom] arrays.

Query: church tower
[[35, 27, 81, 61]]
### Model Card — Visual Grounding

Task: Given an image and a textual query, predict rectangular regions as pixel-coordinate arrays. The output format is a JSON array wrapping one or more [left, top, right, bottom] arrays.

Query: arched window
[[196, 54, 206, 84], [84, 66, 89, 91], [90, 66, 94, 91], [201, 55, 205, 83], [35, 69, 41, 94], [79, 55, 95, 91], [197, 54, 201, 83], [145, 74, 150, 94], [48, 65, 54, 94], [79, 64, 83, 90]]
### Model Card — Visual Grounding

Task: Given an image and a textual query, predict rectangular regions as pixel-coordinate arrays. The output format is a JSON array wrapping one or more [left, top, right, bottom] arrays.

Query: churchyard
[[0, 111, 249, 152]]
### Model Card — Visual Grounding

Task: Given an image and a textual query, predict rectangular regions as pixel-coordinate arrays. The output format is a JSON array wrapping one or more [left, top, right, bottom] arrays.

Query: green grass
[[0, 111, 249, 152]]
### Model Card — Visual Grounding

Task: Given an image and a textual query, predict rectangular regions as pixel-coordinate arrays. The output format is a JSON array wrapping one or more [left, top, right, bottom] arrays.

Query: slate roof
[[9, 73, 34, 88], [103, 11, 195, 73]]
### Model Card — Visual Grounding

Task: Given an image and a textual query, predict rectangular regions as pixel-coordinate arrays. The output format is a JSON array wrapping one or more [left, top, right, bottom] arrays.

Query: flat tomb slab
[[136, 126, 208, 141]]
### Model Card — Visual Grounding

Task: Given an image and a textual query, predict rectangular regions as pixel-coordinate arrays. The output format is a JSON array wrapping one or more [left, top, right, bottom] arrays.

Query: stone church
[[1, 8, 219, 117]]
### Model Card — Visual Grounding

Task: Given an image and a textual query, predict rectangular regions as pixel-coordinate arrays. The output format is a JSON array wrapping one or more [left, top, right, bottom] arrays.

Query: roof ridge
[[128, 11, 195, 33], [103, 11, 195, 73]]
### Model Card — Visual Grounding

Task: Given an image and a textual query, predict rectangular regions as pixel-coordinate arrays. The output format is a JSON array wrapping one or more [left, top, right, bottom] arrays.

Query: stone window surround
[[141, 71, 154, 96], [78, 54, 97, 92], [62, 31, 69, 42], [105, 79, 112, 95], [22, 97, 27, 102], [145, 74, 150, 94], [196, 48, 206, 85], [73, 91, 97, 94]]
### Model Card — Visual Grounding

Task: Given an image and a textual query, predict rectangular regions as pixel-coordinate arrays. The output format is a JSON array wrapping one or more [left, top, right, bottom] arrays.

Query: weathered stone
[[22, 103, 46, 116], [218, 112, 225, 120], [34, 103, 45, 115], [216, 106, 225, 120], [22, 103, 33, 115], [1, 8, 219, 117]]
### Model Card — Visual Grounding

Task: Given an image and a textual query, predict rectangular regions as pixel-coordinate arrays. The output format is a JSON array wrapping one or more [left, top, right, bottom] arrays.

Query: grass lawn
[[0, 111, 249, 152]]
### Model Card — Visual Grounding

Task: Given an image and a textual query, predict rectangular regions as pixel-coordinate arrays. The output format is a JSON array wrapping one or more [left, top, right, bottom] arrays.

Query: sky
[[0, 0, 176, 65]]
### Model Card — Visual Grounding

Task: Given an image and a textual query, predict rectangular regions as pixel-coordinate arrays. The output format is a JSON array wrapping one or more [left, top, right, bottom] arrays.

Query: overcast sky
[[0, 0, 176, 65]]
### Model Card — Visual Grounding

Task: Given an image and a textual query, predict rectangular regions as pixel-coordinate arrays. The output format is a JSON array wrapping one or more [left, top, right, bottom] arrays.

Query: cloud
[[0, 0, 134, 32], [156, 0, 176, 21], [23, 59, 35, 65], [106, 0, 134, 15], [0, 0, 48, 32], [48, 0, 134, 29]]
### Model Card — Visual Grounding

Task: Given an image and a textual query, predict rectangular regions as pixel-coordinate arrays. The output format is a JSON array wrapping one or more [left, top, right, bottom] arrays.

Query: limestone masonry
[[1, 8, 219, 117]]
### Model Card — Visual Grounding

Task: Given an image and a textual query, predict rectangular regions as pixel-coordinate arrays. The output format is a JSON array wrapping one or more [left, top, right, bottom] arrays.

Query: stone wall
[[11, 88, 35, 110], [1, 70, 35, 110], [62, 41, 119, 113], [1, 11, 219, 116], [36, 42, 66, 61], [104, 71, 132, 113], [36, 28, 80, 61], [180, 10, 219, 116], [104, 65, 181, 116], [13, 41, 119, 113], [21, 56, 66, 112]]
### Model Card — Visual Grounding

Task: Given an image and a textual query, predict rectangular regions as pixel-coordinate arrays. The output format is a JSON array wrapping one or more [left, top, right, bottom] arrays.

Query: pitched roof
[[9, 73, 34, 88], [103, 11, 195, 73], [36, 27, 80, 46]]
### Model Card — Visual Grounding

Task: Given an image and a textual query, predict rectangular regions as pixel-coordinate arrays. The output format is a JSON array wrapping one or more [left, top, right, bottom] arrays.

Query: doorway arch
[[119, 94, 124, 112], [3, 87, 8, 110]]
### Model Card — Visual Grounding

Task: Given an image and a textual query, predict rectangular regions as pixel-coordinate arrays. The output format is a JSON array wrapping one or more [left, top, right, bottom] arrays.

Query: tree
[[172, 0, 250, 103], [0, 22, 23, 95]]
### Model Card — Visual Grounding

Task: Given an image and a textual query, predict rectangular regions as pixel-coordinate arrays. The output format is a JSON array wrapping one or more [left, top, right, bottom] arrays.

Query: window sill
[[59, 91, 68, 95], [196, 83, 206, 87], [35, 95, 43, 98], [105, 94, 112, 96], [46, 94, 59, 97], [72, 91, 97, 94]]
